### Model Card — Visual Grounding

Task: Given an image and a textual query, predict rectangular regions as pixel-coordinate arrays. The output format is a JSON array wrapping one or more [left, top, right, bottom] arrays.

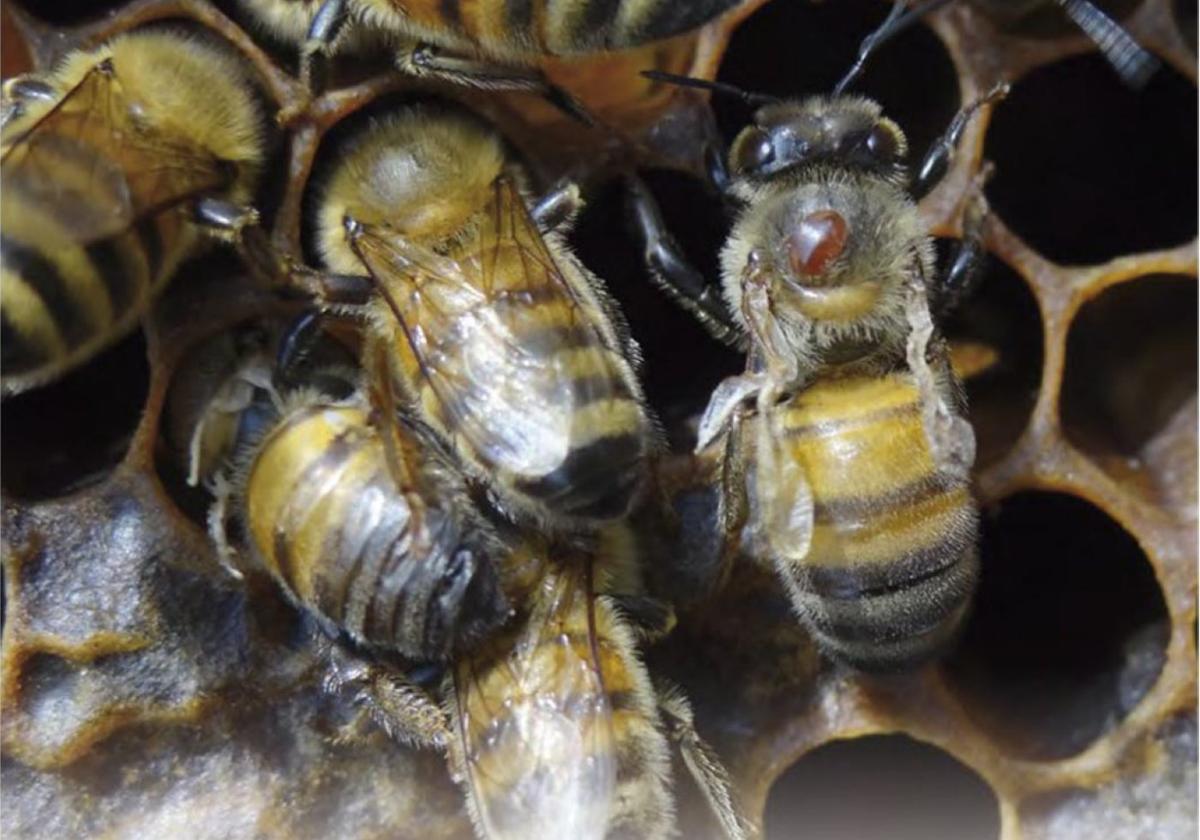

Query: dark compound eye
[[866, 123, 901, 160], [788, 210, 849, 277], [732, 126, 775, 173]]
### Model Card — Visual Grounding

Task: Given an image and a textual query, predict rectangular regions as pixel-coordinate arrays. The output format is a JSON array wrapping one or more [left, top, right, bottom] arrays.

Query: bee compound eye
[[866, 122, 901, 161], [732, 126, 775, 173], [788, 210, 849, 277]]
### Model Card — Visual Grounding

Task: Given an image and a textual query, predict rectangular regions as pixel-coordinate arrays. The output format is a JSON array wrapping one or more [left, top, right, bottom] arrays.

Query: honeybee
[[237, 0, 740, 100], [448, 528, 748, 840], [630, 3, 1006, 670], [168, 322, 509, 663], [309, 103, 657, 527], [168, 324, 745, 838], [1, 28, 268, 395]]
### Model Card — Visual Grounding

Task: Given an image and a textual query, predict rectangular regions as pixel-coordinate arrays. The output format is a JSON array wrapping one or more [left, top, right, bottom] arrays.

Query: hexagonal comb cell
[[1, 331, 149, 500], [1, 0, 1195, 838], [1061, 275, 1197, 506], [945, 491, 1169, 761], [984, 54, 1197, 263]]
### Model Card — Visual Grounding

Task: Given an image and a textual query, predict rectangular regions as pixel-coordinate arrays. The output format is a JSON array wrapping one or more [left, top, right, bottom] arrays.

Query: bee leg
[[932, 172, 991, 317], [1, 75, 55, 127], [205, 474, 246, 581], [299, 0, 350, 97], [607, 594, 677, 642], [530, 179, 583, 233], [655, 681, 752, 840], [905, 276, 977, 479], [192, 196, 261, 243], [911, 82, 1009, 200], [189, 195, 291, 286], [626, 175, 741, 346], [319, 638, 449, 750], [273, 309, 328, 391], [397, 43, 595, 126]]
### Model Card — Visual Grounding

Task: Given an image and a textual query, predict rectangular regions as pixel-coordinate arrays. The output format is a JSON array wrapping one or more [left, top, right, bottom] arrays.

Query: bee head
[[729, 97, 907, 183]]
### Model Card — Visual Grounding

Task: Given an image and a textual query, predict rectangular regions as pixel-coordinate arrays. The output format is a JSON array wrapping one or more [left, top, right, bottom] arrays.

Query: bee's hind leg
[[655, 681, 752, 840], [299, 0, 350, 98], [317, 636, 449, 750], [397, 43, 595, 126]]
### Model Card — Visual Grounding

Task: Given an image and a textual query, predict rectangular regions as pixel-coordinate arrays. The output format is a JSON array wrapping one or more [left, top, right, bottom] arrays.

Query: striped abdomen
[[0, 154, 193, 393], [244, 404, 505, 660], [454, 561, 672, 840], [388, 241, 651, 523], [361, 0, 739, 58], [762, 372, 980, 671]]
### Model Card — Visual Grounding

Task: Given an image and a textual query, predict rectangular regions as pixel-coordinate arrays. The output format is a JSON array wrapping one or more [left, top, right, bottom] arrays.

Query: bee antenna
[[1056, 0, 1160, 89], [833, 0, 957, 96], [641, 70, 779, 108]]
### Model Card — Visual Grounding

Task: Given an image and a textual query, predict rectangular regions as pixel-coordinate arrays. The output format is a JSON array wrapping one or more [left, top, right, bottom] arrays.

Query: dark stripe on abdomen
[[0, 310, 49, 373], [83, 236, 140, 320], [577, 0, 622, 36], [515, 432, 644, 519], [505, 0, 534, 32], [439, 0, 462, 30], [0, 235, 94, 352], [626, 0, 738, 44]]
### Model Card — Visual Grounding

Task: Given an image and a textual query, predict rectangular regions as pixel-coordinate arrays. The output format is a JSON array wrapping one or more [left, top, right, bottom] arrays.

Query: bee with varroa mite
[[292, 101, 659, 529], [165, 319, 748, 840], [627, 0, 1009, 670], [0, 27, 269, 396]]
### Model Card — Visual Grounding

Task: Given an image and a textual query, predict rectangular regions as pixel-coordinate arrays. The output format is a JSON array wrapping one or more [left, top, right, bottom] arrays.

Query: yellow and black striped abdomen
[[0, 160, 192, 393], [244, 404, 504, 661], [364, 0, 739, 58], [388, 240, 651, 523], [767, 372, 980, 670]]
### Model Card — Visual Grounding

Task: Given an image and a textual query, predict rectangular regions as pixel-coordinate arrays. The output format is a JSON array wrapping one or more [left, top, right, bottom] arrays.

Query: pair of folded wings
[[3, 62, 229, 244]]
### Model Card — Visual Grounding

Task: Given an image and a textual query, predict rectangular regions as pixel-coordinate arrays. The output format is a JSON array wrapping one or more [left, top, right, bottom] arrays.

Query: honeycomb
[[1, 1, 1196, 838]]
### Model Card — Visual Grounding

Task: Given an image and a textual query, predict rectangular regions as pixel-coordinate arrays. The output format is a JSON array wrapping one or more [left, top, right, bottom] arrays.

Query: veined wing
[[451, 558, 617, 840], [349, 179, 627, 478], [1, 62, 229, 245]]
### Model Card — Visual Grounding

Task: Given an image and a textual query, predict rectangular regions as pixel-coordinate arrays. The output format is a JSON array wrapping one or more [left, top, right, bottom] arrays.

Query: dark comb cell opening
[[715, 0, 959, 173], [945, 492, 1169, 760], [764, 734, 1000, 840], [1061, 275, 1197, 506], [940, 247, 1044, 468], [571, 171, 742, 448], [6, 0, 127, 26], [1, 330, 149, 500], [984, 55, 1197, 264]]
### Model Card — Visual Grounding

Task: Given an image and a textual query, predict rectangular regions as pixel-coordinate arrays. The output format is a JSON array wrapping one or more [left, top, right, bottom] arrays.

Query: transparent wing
[[452, 559, 617, 840], [1, 62, 228, 244], [350, 176, 623, 477]]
